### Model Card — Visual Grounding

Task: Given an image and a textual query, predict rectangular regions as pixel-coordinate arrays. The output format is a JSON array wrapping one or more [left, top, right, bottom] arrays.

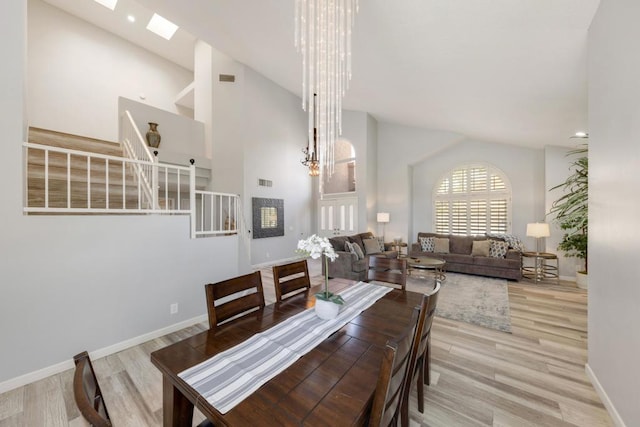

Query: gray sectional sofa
[[324, 231, 398, 281], [409, 232, 522, 280]]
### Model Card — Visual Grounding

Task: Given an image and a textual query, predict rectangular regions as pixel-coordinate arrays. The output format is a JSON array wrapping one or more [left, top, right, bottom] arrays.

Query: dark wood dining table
[[150, 279, 424, 426]]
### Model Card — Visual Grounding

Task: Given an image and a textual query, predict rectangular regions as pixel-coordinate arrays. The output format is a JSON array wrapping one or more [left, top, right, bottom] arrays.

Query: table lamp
[[377, 212, 390, 241], [526, 222, 550, 254]]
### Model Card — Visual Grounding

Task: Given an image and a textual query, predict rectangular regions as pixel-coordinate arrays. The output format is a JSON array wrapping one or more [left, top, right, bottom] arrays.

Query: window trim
[[432, 163, 512, 235]]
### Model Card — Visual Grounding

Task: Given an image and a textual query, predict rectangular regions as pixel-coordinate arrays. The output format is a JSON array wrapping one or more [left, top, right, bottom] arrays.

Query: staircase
[[26, 127, 144, 211]]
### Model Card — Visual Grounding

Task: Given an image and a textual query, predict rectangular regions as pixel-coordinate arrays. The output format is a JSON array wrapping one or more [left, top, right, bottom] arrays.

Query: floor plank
[[0, 260, 613, 426]]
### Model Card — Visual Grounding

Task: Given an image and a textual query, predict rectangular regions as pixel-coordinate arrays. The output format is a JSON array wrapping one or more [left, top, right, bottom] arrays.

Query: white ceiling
[[45, 0, 601, 148]]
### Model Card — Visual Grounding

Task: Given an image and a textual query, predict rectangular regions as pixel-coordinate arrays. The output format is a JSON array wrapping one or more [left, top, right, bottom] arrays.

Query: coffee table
[[407, 257, 446, 281]]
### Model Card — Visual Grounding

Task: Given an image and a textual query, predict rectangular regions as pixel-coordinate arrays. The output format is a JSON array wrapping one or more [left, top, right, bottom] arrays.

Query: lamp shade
[[377, 212, 390, 223], [526, 222, 550, 238]]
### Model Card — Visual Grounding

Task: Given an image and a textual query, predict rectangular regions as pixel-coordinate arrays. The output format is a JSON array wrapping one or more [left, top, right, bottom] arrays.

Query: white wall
[[377, 122, 467, 244], [119, 97, 207, 166], [242, 67, 313, 266], [412, 139, 545, 247], [0, 2, 239, 386], [588, 1, 640, 424], [28, 0, 192, 142]]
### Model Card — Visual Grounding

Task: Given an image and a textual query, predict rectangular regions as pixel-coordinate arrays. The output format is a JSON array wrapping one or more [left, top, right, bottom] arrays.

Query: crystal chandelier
[[295, 0, 358, 180]]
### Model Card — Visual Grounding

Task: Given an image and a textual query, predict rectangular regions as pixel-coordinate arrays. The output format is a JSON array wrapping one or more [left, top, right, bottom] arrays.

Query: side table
[[522, 252, 559, 285], [388, 242, 408, 257]]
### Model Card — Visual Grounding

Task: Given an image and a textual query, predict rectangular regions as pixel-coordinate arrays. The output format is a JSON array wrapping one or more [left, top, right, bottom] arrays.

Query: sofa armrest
[[506, 249, 522, 261], [325, 250, 357, 278]]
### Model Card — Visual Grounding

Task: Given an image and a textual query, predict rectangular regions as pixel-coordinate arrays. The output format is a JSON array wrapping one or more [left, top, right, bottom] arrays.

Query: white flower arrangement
[[296, 234, 343, 305], [296, 234, 338, 261]]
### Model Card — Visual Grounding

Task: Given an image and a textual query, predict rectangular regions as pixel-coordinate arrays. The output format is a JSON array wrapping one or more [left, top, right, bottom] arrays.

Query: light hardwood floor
[[0, 260, 611, 426]]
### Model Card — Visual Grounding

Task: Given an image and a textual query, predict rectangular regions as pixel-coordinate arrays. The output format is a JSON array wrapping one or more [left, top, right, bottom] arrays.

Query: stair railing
[[191, 189, 240, 238], [23, 142, 192, 214], [120, 110, 156, 209]]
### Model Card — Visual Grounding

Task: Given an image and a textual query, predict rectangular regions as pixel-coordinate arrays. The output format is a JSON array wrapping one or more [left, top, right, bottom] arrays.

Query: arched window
[[433, 164, 511, 235], [322, 139, 356, 194]]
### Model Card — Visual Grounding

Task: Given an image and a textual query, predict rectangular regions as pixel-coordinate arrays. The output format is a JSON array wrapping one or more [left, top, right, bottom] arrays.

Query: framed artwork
[[252, 197, 284, 239]]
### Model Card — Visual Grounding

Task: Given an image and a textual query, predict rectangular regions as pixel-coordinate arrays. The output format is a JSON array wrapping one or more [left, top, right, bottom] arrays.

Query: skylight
[[93, 0, 117, 11], [146, 13, 179, 40]]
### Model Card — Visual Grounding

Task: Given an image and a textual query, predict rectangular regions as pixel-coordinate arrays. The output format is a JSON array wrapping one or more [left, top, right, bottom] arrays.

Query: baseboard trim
[[0, 314, 208, 395], [585, 363, 627, 427], [559, 274, 575, 282]]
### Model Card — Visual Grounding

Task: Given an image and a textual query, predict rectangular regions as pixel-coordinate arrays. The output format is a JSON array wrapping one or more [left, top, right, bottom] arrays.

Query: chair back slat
[[400, 281, 441, 425], [73, 351, 112, 427], [367, 257, 407, 290], [368, 308, 419, 427], [273, 260, 311, 302], [205, 271, 265, 328]]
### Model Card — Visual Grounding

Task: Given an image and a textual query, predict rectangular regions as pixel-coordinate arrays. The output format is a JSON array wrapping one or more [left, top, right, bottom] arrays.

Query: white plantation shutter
[[433, 164, 511, 235]]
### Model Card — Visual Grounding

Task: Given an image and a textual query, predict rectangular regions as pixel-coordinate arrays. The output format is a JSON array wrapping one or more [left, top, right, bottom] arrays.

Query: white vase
[[576, 271, 588, 290], [315, 298, 340, 320]]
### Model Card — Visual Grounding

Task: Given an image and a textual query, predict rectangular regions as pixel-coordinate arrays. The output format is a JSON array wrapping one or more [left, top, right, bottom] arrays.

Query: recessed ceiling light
[[146, 13, 179, 40], [571, 131, 589, 139], [93, 0, 117, 11], [127, 15, 136, 23]]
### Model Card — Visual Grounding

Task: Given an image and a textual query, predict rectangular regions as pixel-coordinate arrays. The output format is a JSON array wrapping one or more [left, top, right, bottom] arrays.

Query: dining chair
[[368, 308, 419, 427], [272, 259, 311, 302], [205, 271, 266, 328], [367, 257, 408, 290], [401, 281, 441, 425], [73, 351, 112, 427], [73, 351, 215, 427]]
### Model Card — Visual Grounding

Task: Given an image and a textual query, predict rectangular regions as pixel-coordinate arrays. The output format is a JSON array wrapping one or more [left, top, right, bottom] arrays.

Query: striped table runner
[[179, 282, 393, 414]]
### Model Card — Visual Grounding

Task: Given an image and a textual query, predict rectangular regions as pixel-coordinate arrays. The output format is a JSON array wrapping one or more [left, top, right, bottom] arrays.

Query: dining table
[[150, 278, 424, 426]]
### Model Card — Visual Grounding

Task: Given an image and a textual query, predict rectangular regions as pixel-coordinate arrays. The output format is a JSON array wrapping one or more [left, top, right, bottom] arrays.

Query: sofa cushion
[[419, 236, 435, 252], [474, 254, 521, 268], [450, 235, 476, 255], [486, 233, 525, 251], [434, 237, 450, 253], [440, 253, 474, 265], [471, 240, 491, 257], [489, 240, 509, 258], [329, 236, 349, 251], [349, 234, 365, 253], [345, 241, 365, 260], [363, 238, 381, 255]]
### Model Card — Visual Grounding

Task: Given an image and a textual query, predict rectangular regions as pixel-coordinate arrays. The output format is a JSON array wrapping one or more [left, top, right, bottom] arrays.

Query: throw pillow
[[345, 241, 361, 260], [363, 238, 381, 255], [489, 240, 509, 258], [471, 240, 491, 257], [376, 236, 385, 252], [419, 236, 435, 252], [486, 233, 525, 252], [433, 237, 450, 254]]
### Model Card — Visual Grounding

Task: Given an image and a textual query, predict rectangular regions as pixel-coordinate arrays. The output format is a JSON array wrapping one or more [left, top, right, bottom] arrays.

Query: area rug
[[406, 272, 512, 333]]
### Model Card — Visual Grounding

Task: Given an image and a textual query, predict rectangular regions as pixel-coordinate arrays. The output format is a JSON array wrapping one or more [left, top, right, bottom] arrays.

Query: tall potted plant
[[548, 145, 588, 288]]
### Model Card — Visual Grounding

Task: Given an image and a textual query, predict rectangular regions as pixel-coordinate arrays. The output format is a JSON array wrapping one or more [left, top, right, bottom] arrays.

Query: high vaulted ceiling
[[46, 0, 601, 148]]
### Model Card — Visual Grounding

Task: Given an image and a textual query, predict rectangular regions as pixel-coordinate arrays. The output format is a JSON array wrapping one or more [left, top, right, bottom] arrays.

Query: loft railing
[[192, 190, 240, 238], [121, 110, 156, 209], [24, 142, 192, 214], [23, 141, 241, 239]]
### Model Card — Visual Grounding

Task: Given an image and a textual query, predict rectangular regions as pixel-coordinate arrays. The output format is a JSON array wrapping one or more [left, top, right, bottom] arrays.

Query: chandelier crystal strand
[[296, 0, 357, 184]]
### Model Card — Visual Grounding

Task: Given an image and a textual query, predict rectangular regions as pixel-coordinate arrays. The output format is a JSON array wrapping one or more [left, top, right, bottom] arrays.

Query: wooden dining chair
[[73, 351, 112, 427], [272, 259, 311, 302], [368, 308, 419, 427], [205, 271, 266, 328], [367, 257, 408, 290], [401, 281, 441, 425]]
